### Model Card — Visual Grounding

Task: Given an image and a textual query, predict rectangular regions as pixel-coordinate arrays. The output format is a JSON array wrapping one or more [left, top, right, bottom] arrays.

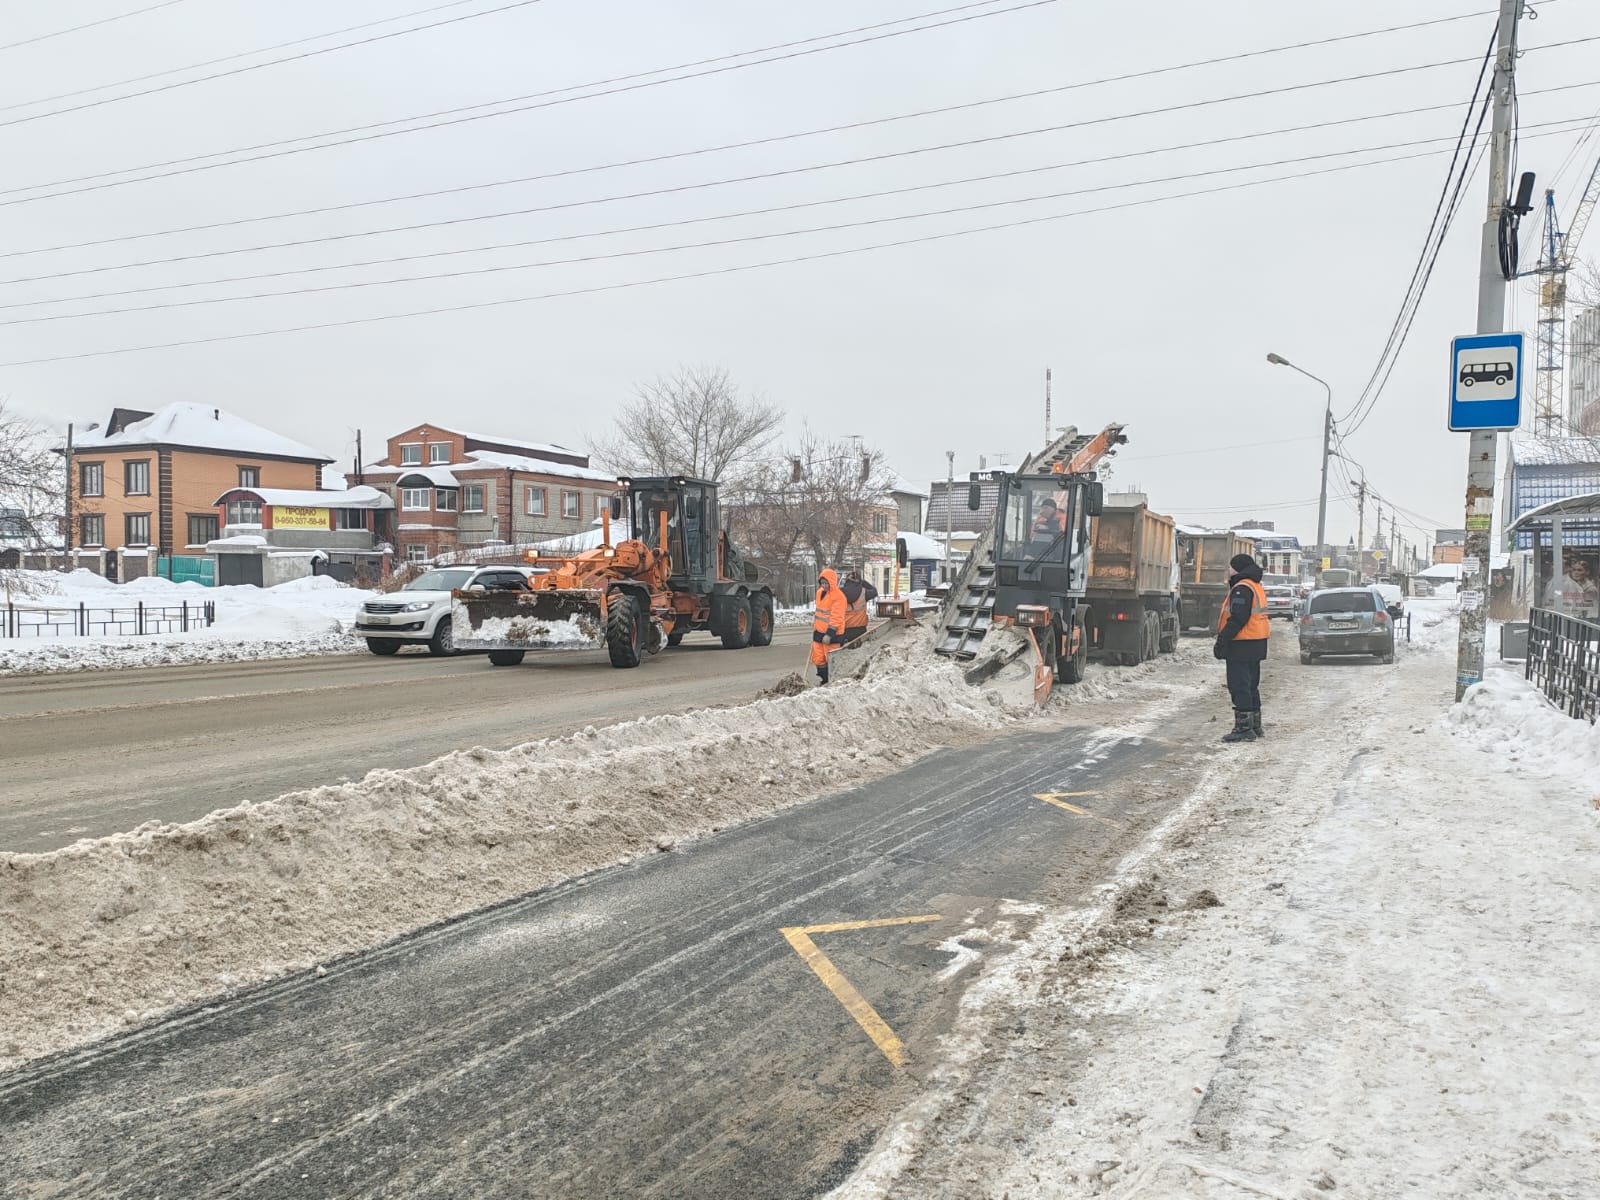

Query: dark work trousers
[[1225, 656, 1262, 711]]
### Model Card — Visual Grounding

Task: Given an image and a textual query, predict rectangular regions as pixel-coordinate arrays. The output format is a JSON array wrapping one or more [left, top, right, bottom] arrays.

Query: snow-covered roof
[[529, 521, 632, 554], [71, 403, 332, 461], [393, 467, 459, 488], [889, 530, 945, 559], [1509, 432, 1600, 467], [321, 465, 348, 490], [448, 429, 580, 458], [883, 470, 928, 498], [464, 449, 617, 483], [1417, 562, 1463, 580], [212, 485, 394, 509]]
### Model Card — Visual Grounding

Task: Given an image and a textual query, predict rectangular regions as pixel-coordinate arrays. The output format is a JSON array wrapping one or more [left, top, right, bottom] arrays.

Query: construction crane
[[1530, 149, 1600, 434]]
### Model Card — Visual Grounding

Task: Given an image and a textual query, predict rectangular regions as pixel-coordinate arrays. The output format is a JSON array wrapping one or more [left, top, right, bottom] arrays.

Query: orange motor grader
[[451, 476, 776, 668]]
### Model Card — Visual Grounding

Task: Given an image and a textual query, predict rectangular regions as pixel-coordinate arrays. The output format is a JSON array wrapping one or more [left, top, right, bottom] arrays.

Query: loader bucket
[[451, 588, 605, 650]]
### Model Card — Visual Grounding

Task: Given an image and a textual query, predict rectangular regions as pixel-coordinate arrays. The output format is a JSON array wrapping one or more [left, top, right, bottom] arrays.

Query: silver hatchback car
[[1298, 586, 1395, 664]]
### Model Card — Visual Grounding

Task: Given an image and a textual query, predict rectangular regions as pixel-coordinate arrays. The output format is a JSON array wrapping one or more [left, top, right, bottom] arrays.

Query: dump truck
[[933, 424, 1125, 704], [1084, 494, 1180, 664], [450, 475, 775, 667], [1176, 529, 1257, 631]]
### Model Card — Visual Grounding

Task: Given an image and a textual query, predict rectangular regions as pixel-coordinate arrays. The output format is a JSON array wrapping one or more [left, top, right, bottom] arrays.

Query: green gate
[[157, 555, 216, 586]]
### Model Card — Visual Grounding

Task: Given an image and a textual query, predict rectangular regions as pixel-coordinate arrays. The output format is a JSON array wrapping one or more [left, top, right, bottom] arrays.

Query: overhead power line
[[0, 0, 187, 54], [0, 129, 1557, 369], [0, 0, 1055, 204], [8, 114, 1598, 325]]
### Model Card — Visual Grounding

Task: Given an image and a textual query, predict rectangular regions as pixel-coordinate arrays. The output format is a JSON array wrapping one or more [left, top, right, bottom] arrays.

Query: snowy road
[[0, 708, 1208, 1199], [0, 626, 812, 851]]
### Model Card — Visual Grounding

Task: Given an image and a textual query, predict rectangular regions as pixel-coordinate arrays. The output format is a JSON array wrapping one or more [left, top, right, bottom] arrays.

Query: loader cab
[[623, 476, 721, 592], [990, 473, 1096, 595]]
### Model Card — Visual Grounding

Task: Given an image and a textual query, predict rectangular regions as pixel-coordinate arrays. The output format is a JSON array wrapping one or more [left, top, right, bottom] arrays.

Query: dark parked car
[[1298, 586, 1395, 664]]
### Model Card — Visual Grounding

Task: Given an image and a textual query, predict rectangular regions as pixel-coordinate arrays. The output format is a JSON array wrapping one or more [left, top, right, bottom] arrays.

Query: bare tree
[[726, 431, 896, 600], [0, 400, 64, 597], [593, 365, 784, 485]]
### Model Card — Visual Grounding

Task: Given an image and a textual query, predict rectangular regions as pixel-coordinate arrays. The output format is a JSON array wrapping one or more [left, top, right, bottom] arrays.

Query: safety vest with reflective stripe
[[1218, 578, 1270, 640], [844, 587, 870, 630]]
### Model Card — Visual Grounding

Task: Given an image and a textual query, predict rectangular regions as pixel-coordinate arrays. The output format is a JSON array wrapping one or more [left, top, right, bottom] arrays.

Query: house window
[[238, 466, 260, 488], [406, 543, 429, 563], [79, 462, 104, 497], [125, 460, 150, 496], [562, 490, 581, 518], [187, 514, 218, 545], [226, 499, 262, 526], [595, 495, 610, 517], [428, 443, 450, 464], [462, 484, 485, 513], [525, 487, 546, 516], [400, 488, 430, 510], [335, 509, 366, 531], [125, 512, 151, 545], [435, 488, 458, 512], [872, 513, 890, 534], [399, 444, 422, 465], [80, 514, 104, 546]]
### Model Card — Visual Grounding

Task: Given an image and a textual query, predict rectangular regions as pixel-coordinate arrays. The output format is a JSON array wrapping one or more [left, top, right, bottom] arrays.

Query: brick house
[[65, 404, 333, 558], [361, 424, 619, 563]]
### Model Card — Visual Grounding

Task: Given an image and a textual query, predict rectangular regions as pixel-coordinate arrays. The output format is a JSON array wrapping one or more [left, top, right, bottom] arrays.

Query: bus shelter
[[1506, 491, 1600, 620]]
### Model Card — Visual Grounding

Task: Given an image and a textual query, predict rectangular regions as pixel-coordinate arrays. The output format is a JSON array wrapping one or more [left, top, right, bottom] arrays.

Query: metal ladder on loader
[[933, 423, 1126, 661]]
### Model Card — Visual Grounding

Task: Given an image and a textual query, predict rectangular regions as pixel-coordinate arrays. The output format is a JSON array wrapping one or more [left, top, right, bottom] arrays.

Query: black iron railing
[[1, 601, 216, 639], [1525, 606, 1600, 723]]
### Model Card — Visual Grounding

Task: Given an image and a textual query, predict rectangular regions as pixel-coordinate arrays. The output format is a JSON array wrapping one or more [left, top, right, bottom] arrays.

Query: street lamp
[[1266, 352, 1334, 573]]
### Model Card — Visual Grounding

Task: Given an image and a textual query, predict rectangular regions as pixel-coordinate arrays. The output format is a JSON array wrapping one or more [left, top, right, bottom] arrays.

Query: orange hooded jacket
[[811, 569, 847, 667]]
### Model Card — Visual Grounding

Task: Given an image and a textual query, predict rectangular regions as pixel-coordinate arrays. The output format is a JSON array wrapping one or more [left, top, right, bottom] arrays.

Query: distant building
[[361, 424, 618, 563], [63, 404, 334, 572], [1571, 305, 1600, 433]]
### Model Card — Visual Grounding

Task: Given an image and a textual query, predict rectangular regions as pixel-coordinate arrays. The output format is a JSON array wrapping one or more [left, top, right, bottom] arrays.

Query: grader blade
[[451, 588, 605, 650]]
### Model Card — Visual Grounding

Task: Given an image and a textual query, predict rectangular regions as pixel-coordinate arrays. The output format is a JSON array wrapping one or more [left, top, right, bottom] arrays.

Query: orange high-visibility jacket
[[1218, 578, 1270, 640], [813, 569, 847, 638]]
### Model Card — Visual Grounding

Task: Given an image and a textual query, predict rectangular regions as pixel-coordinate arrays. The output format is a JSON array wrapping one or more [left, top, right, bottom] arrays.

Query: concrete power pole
[[1455, 0, 1522, 700], [944, 450, 954, 586], [1356, 476, 1366, 564]]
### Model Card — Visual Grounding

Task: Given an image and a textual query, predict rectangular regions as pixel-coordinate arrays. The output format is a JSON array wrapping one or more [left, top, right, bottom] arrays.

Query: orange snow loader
[[450, 476, 776, 668]]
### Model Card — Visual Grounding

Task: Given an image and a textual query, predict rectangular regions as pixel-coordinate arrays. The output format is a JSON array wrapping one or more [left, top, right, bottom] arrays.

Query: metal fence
[[1525, 606, 1600, 722], [1, 601, 216, 639]]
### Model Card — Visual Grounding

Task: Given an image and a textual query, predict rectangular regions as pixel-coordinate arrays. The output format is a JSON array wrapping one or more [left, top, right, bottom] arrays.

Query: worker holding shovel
[[810, 568, 848, 685]]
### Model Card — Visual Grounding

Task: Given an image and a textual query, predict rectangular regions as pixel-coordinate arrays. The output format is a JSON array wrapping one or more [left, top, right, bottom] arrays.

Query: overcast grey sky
[[3, 0, 1598, 551]]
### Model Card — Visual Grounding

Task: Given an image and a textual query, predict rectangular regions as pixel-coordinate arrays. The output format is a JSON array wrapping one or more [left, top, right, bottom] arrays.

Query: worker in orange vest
[[840, 570, 878, 647], [1213, 552, 1270, 742], [811, 568, 848, 684]]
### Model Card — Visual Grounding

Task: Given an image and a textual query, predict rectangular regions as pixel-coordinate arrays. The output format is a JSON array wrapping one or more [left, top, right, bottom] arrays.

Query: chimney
[[213, 408, 220, 420]]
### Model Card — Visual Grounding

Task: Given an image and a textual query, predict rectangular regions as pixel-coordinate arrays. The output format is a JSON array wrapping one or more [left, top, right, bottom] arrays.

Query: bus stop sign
[[1448, 332, 1523, 431]]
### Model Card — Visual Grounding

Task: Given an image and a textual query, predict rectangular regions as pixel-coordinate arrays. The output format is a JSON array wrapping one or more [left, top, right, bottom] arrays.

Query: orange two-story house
[[66, 404, 334, 557]]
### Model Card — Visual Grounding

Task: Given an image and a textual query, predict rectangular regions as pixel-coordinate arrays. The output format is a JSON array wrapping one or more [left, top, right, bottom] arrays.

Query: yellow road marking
[[1033, 791, 1124, 828], [780, 914, 941, 1067]]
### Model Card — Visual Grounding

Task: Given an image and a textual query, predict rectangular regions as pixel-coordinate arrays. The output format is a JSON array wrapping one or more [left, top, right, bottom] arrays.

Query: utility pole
[[1356, 475, 1367, 564], [1456, 0, 1521, 700], [944, 450, 954, 586], [64, 423, 74, 555], [1044, 367, 1052, 446]]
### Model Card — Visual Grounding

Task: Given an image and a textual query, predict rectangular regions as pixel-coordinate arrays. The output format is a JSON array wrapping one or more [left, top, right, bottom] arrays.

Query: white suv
[[356, 565, 533, 656]]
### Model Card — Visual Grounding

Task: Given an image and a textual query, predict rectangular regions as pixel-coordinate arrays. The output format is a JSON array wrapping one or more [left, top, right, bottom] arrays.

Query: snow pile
[[0, 570, 371, 675], [1443, 670, 1600, 783], [0, 658, 1032, 1069]]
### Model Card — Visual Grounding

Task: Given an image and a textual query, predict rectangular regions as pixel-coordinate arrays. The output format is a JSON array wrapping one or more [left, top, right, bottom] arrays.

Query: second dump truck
[[1084, 493, 1180, 664], [1176, 528, 1257, 632]]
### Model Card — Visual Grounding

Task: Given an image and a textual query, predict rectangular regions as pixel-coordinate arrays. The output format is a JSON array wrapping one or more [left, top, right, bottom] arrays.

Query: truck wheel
[[488, 650, 525, 667], [427, 619, 455, 657], [720, 595, 753, 649], [366, 637, 401, 656], [1158, 616, 1177, 654], [749, 592, 775, 646], [1061, 613, 1088, 685], [606, 594, 643, 668]]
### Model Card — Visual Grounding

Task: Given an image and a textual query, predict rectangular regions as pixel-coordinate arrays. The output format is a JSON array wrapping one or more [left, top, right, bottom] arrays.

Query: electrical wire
[[10, 115, 1600, 324], [0, 0, 186, 54], [0, 133, 1548, 369], [0, 0, 1055, 204]]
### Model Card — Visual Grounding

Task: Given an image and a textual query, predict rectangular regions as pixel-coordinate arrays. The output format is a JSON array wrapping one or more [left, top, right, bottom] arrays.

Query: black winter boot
[[816, 665, 829, 686], [1251, 710, 1264, 738], [1221, 710, 1257, 743]]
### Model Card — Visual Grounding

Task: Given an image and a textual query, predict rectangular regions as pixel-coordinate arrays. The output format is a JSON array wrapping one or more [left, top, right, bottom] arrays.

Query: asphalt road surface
[[0, 626, 813, 851], [0, 711, 1212, 1200]]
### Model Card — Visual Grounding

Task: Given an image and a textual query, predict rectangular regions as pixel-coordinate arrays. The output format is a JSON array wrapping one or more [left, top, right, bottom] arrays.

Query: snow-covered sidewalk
[[0, 570, 368, 675], [839, 604, 1600, 1199]]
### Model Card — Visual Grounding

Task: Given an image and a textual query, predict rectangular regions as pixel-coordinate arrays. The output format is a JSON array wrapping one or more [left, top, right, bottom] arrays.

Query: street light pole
[[1266, 352, 1334, 570], [944, 451, 954, 585]]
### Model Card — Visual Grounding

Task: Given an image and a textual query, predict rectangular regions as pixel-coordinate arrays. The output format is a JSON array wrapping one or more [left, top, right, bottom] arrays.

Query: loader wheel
[[1061, 613, 1088, 685], [488, 650, 525, 667], [749, 592, 775, 646], [720, 594, 753, 649], [606, 594, 643, 668]]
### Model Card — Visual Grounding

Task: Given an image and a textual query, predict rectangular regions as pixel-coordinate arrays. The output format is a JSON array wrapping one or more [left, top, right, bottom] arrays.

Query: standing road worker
[[840, 570, 878, 648], [811, 568, 847, 685], [1213, 552, 1269, 742]]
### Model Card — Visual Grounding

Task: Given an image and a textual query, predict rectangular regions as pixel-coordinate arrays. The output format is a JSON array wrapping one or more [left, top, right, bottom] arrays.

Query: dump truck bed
[[1087, 502, 1177, 597]]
